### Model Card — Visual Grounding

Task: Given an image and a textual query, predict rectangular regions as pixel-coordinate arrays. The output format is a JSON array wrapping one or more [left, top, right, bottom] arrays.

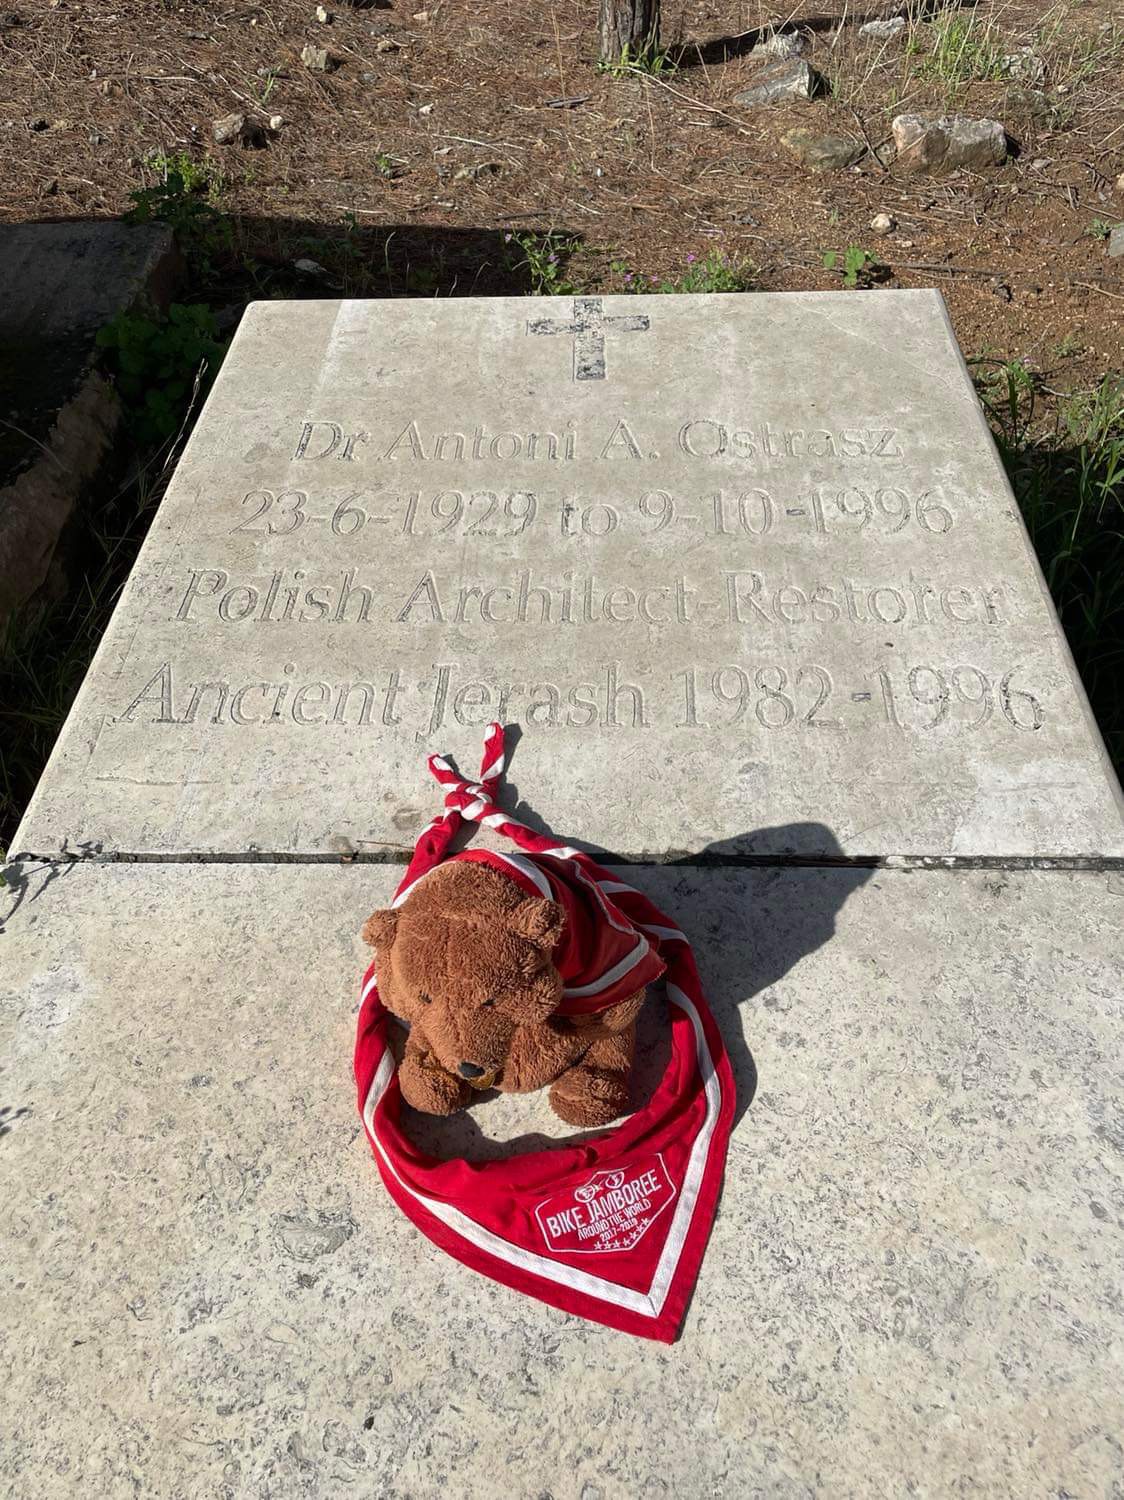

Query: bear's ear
[[361, 909, 399, 950], [508, 896, 565, 952]]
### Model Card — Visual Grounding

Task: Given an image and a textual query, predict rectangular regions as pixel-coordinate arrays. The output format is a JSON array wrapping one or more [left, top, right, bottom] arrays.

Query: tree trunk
[[597, 0, 659, 64]]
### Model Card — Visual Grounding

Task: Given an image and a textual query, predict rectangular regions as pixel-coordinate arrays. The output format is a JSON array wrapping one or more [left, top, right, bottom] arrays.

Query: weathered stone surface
[[892, 113, 1008, 173], [733, 58, 818, 106], [757, 28, 805, 60], [300, 42, 335, 71], [0, 220, 179, 627], [212, 109, 247, 143], [1000, 47, 1045, 86], [2, 858, 1122, 1496], [1108, 222, 1124, 258], [781, 126, 860, 171], [10, 291, 1123, 862], [859, 15, 905, 40]]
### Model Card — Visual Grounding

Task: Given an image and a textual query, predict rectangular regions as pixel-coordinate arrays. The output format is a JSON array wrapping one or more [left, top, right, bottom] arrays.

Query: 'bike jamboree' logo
[[535, 1156, 677, 1255]]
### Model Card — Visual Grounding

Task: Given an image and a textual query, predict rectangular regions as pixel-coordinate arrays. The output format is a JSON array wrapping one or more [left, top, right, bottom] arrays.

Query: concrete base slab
[[2, 860, 1121, 1497]]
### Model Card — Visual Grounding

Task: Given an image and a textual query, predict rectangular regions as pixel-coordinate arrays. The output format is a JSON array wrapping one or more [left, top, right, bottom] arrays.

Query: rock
[[300, 43, 336, 71], [859, 16, 905, 41], [1115, 172, 1124, 196], [781, 127, 859, 171], [870, 212, 895, 234], [212, 111, 246, 145], [293, 257, 332, 278], [1007, 87, 1061, 126], [315, 4, 331, 19], [1001, 48, 1045, 85], [1109, 224, 1124, 258], [758, 30, 804, 60], [268, 114, 284, 131], [453, 161, 502, 181], [733, 59, 819, 107], [892, 114, 1007, 173]]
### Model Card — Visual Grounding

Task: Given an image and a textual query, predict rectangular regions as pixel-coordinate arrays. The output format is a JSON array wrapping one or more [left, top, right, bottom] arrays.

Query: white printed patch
[[535, 1155, 677, 1255]]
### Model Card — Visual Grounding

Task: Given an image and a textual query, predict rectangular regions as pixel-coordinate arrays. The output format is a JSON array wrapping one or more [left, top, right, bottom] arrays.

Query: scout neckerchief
[[354, 724, 736, 1344]]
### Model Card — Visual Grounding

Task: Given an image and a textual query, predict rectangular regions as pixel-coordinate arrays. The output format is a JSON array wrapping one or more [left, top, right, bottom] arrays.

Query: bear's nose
[[457, 1062, 487, 1080]]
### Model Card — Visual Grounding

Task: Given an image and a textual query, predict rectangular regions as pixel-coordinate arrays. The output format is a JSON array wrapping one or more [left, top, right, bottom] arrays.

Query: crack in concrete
[[6, 848, 1124, 873]]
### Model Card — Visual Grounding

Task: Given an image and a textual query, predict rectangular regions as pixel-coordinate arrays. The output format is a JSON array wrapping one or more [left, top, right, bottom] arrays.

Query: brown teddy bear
[[362, 855, 654, 1129]]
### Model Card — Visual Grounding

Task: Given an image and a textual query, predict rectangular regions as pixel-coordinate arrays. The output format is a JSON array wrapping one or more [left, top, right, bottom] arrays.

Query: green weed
[[915, 10, 1005, 84], [127, 155, 233, 283], [505, 232, 580, 295], [615, 250, 756, 294], [374, 151, 404, 180], [96, 305, 227, 447], [823, 245, 881, 288], [598, 40, 675, 77]]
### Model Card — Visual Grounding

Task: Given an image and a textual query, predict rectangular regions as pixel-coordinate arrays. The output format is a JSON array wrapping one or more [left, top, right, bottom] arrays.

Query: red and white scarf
[[354, 724, 736, 1343]]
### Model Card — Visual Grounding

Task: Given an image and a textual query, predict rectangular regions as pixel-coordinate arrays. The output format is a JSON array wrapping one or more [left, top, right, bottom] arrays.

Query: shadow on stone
[[671, 0, 977, 69], [404, 821, 871, 1159]]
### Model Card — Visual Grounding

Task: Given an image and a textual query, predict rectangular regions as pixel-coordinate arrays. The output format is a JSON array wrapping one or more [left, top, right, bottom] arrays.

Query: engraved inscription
[[221, 486, 956, 542], [526, 297, 651, 381], [171, 566, 1006, 631], [118, 388, 1050, 783], [286, 415, 909, 465], [114, 659, 1046, 738]]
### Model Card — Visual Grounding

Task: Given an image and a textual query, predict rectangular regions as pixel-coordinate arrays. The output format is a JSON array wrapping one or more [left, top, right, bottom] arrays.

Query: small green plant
[[146, 150, 224, 199], [96, 304, 227, 447], [823, 245, 881, 288], [915, 10, 1005, 84], [598, 40, 675, 77], [505, 232, 580, 295], [1088, 218, 1114, 241], [617, 250, 756, 294], [127, 155, 233, 282]]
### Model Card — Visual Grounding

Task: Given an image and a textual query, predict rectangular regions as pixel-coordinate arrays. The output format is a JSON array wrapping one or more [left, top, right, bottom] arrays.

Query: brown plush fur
[[362, 862, 646, 1128]]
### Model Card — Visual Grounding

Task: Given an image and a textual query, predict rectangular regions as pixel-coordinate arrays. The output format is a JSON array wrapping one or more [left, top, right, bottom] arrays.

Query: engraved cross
[[526, 297, 651, 382]]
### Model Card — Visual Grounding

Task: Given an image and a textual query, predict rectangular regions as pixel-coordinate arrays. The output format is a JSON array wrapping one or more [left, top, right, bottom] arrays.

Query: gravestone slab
[[11, 290, 1123, 861], [0, 220, 179, 625], [2, 859, 1121, 1496]]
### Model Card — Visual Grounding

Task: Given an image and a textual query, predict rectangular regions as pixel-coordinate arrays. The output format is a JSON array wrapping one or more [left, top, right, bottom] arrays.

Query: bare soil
[[2, 0, 1122, 389]]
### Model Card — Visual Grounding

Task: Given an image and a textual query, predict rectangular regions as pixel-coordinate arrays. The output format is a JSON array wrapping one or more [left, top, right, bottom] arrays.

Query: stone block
[[0, 220, 180, 626], [10, 291, 1122, 861], [2, 858, 1121, 1495], [892, 114, 1008, 173], [733, 58, 818, 105]]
